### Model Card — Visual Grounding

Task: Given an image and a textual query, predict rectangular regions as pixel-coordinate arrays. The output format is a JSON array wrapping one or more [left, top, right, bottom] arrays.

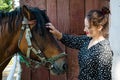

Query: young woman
[[46, 7, 113, 80]]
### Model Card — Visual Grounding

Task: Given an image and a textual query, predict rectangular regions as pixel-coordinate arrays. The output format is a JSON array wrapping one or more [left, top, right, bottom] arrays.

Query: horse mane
[[0, 6, 50, 37], [0, 8, 22, 34]]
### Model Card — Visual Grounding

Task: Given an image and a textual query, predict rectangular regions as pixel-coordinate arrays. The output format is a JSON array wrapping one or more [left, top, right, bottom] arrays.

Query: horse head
[[18, 5, 68, 75]]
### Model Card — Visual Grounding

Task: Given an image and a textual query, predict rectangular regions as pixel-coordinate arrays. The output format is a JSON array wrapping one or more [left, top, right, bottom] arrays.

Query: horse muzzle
[[50, 61, 68, 75]]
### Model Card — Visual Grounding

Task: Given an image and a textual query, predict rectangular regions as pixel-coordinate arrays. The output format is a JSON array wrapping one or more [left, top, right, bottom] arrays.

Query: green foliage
[[0, 0, 13, 11]]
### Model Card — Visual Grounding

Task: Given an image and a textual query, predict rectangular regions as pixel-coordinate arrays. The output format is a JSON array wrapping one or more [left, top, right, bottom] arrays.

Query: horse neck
[[0, 13, 22, 54]]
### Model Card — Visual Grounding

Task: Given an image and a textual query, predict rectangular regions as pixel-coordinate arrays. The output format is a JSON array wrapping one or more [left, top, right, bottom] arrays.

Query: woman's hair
[[86, 7, 110, 38]]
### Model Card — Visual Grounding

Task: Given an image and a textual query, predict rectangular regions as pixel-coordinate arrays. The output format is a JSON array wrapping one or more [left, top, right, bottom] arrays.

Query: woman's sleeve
[[60, 34, 89, 49], [97, 46, 113, 80]]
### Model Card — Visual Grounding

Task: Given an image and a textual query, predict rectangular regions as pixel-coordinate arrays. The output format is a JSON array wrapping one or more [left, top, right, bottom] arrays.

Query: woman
[[46, 7, 113, 80]]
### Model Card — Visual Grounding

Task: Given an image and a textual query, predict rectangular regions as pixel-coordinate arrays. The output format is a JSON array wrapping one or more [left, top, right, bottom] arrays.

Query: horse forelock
[[30, 7, 50, 37]]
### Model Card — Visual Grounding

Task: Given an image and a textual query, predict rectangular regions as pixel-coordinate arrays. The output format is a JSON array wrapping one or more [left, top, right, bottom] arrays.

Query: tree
[[0, 0, 13, 11]]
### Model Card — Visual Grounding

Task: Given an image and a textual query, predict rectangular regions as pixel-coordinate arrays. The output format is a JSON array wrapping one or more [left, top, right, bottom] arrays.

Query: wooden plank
[[57, 0, 70, 33], [69, 0, 85, 35], [20, 0, 46, 9], [31, 66, 49, 80], [21, 63, 31, 80], [46, 0, 57, 26], [56, 0, 70, 79], [66, 48, 79, 80], [67, 0, 85, 80], [37, 0, 46, 10], [85, 0, 109, 15], [85, 0, 99, 13], [48, 0, 69, 80]]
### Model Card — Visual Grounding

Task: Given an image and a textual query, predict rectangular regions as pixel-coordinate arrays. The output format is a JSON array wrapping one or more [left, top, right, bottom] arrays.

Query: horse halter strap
[[18, 17, 43, 58], [18, 17, 67, 69]]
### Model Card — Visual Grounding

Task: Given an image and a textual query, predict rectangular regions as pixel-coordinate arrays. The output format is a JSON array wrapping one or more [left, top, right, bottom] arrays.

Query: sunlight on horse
[[0, 5, 67, 80]]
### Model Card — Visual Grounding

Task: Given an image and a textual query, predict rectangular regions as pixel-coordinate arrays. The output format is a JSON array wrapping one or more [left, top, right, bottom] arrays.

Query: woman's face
[[84, 18, 102, 38]]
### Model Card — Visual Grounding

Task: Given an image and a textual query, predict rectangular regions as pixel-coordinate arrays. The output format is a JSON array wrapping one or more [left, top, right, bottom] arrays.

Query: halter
[[18, 17, 67, 69]]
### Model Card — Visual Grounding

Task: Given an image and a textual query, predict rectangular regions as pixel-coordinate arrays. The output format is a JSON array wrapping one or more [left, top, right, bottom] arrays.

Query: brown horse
[[0, 5, 67, 79]]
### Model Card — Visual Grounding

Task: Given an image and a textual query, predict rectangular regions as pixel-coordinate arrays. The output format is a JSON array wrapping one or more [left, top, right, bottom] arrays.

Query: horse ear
[[22, 5, 31, 20], [41, 9, 51, 23]]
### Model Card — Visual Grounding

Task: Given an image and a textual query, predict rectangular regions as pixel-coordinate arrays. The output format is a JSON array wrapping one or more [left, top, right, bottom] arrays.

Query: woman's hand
[[46, 23, 62, 40]]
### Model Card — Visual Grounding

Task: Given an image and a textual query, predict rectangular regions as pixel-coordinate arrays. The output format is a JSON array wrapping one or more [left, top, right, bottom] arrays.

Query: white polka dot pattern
[[60, 34, 113, 80]]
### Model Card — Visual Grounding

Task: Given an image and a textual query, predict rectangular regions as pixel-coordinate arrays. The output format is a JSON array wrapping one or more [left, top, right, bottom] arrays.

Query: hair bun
[[101, 7, 110, 15]]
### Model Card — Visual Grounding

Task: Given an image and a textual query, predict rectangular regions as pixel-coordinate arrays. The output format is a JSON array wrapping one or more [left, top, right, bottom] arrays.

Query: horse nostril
[[62, 63, 68, 71]]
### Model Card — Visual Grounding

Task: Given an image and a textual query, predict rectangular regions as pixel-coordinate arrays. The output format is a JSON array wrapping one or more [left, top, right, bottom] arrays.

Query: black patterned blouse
[[60, 34, 113, 80]]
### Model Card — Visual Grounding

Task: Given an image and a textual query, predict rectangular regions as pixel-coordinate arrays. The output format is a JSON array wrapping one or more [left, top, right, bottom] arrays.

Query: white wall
[[110, 0, 120, 80], [14, 0, 20, 7]]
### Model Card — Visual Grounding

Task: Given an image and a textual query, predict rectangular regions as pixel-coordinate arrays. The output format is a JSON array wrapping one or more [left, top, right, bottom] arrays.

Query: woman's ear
[[98, 25, 103, 31], [22, 5, 31, 20]]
